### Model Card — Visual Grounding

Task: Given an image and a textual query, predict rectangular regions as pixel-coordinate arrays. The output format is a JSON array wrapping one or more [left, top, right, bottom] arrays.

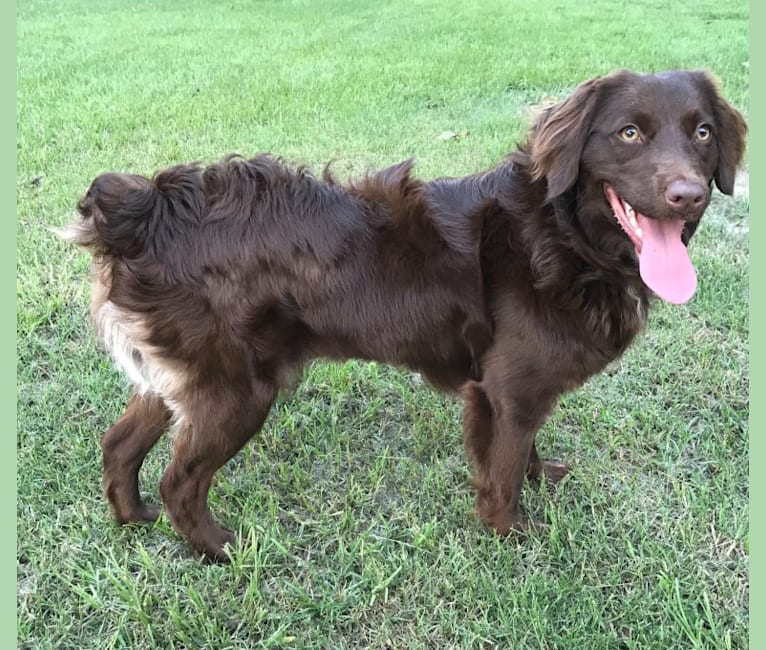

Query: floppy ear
[[703, 75, 747, 196], [529, 76, 603, 201]]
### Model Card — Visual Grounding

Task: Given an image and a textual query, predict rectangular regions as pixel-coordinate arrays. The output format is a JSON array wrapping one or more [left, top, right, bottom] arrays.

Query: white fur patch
[[91, 270, 189, 426], [626, 285, 648, 323]]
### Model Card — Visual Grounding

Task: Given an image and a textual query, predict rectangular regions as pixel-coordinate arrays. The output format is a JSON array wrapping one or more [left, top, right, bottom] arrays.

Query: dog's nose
[[665, 180, 706, 212]]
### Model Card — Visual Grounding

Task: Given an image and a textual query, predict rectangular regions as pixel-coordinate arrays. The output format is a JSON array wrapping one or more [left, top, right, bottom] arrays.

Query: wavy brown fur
[[62, 69, 746, 560]]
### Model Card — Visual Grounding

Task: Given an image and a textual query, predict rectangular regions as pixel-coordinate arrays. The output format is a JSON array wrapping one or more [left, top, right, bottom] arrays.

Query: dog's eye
[[618, 125, 641, 142], [695, 124, 712, 142]]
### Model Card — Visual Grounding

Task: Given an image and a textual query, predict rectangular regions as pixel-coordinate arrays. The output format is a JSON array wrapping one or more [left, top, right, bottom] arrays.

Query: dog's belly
[[304, 301, 488, 391]]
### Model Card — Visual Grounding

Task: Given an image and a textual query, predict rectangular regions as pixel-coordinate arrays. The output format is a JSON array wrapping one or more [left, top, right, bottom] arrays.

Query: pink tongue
[[638, 217, 697, 304]]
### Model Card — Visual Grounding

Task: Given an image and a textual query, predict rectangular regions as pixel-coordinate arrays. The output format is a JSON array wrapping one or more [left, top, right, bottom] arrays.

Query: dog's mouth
[[604, 183, 697, 305]]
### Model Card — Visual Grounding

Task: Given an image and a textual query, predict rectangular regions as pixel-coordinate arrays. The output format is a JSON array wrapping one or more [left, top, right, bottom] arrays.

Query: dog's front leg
[[461, 378, 559, 535]]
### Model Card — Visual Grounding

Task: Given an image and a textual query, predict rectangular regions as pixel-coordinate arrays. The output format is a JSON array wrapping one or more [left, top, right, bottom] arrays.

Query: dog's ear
[[691, 72, 748, 196], [529, 76, 604, 201]]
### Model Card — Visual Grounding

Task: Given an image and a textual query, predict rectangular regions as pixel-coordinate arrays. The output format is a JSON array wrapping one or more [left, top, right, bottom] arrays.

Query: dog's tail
[[58, 165, 205, 258]]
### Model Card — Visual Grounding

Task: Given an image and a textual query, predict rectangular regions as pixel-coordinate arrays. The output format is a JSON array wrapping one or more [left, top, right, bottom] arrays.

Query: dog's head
[[528, 69, 747, 304]]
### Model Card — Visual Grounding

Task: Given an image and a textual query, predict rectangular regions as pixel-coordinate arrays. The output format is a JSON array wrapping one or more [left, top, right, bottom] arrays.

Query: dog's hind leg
[[158, 377, 277, 562], [101, 392, 171, 524]]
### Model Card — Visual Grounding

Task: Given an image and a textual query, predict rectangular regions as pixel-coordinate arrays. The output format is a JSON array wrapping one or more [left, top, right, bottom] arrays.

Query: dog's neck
[[481, 159, 650, 352]]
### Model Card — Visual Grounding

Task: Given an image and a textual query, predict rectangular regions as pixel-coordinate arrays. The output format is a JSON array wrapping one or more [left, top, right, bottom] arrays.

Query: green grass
[[17, 0, 749, 648]]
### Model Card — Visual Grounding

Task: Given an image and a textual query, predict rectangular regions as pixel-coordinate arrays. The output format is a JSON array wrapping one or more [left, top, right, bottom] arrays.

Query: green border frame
[[749, 1, 760, 647]]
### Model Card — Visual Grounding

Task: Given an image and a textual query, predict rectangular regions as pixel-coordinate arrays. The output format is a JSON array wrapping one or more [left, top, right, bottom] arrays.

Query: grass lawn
[[17, 0, 749, 648]]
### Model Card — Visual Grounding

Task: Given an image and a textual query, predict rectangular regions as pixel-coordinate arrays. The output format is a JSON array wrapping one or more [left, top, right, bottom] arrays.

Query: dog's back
[[63, 154, 495, 399]]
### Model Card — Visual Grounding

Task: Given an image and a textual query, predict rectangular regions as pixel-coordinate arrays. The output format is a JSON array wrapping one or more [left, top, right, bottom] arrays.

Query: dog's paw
[[486, 510, 550, 537], [114, 503, 161, 525], [540, 461, 570, 484]]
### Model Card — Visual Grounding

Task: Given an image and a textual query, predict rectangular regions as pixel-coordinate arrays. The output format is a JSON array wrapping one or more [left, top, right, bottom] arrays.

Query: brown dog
[[62, 70, 746, 560]]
